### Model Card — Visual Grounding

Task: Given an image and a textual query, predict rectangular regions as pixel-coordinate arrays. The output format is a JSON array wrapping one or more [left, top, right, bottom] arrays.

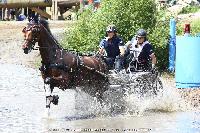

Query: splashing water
[[96, 76, 196, 116], [0, 63, 199, 133]]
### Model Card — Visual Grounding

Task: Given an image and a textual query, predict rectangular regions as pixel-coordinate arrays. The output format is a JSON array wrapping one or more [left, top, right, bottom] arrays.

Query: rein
[[25, 23, 108, 81], [33, 46, 70, 52]]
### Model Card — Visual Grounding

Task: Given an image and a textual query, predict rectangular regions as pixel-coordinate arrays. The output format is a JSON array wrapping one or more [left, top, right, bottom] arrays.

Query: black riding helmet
[[136, 29, 147, 42], [136, 29, 147, 37], [105, 24, 117, 37], [106, 24, 117, 33]]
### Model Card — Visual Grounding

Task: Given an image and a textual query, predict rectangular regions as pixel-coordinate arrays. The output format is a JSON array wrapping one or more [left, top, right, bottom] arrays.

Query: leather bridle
[[22, 24, 41, 54]]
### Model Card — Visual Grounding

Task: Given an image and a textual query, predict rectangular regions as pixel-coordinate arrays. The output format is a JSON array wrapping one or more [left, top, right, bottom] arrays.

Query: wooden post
[[22, 7, 24, 15], [46, 7, 51, 18], [5, 8, 10, 20], [52, 0, 54, 20], [52, 0, 58, 20], [1, 8, 3, 20], [55, 0, 58, 20], [52, 0, 54, 19], [27, 7, 28, 16]]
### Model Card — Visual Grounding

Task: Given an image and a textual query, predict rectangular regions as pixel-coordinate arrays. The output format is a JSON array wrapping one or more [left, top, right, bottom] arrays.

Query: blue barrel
[[169, 18, 176, 72], [176, 36, 200, 88]]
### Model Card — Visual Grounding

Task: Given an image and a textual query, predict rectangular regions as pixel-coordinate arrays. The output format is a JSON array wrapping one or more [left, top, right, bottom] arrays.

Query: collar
[[140, 41, 149, 49]]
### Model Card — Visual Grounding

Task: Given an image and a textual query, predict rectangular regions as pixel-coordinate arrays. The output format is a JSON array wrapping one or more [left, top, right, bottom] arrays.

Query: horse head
[[22, 18, 41, 54]]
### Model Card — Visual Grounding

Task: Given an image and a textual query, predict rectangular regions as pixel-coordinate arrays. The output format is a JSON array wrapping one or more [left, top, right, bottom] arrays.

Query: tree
[[63, 0, 170, 70]]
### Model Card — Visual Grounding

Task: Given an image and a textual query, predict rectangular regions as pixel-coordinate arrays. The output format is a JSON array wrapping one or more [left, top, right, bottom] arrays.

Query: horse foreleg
[[44, 84, 59, 107], [43, 83, 52, 116], [44, 84, 54, 108]]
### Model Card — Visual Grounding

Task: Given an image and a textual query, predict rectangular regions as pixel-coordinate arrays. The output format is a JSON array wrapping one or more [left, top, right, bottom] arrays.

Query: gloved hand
[[96, 52, 105, 60], [151, 64, 157, 74], [105, 37, 110, 41], [152, 64, 155, 69]]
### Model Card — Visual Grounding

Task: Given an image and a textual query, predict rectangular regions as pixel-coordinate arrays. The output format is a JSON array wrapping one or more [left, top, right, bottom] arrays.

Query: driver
[[99, 24, 125, 72], [125, 29, 156, 71]]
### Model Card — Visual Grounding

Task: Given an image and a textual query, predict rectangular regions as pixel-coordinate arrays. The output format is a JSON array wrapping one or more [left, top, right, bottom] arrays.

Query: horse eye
[[33, 29, 36, 33]]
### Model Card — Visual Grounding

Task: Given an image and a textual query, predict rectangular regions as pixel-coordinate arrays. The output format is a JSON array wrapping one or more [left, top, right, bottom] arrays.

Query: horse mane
[[39, 19, 51, 33], [39, 18, 61, 48]]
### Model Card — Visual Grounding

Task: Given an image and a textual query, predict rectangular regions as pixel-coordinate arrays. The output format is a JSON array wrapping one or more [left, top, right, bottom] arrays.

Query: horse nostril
[[22, 41, 28, 48]]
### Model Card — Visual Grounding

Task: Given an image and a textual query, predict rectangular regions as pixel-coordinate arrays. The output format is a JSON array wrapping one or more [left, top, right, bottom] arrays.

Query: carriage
[[22, 18, 163, 111], [107, 57, 163, 98]]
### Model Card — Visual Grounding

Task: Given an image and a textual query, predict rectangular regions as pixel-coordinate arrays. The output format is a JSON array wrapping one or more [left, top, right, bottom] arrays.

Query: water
[[0, 63, 199, 133]]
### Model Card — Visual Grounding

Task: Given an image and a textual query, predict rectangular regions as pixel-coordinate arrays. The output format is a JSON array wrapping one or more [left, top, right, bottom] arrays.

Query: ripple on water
[[0, 63, 45, 132]]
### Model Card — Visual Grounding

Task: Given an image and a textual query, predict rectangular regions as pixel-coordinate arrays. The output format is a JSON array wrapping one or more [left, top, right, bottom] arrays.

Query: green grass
[[178, 5, 200, 15], [191, 19, 200, 36]]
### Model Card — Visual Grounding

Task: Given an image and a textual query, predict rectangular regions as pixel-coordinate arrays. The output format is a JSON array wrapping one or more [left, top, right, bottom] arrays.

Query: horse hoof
[[44, 77, 51, 84], [52, 95, 59, 105]]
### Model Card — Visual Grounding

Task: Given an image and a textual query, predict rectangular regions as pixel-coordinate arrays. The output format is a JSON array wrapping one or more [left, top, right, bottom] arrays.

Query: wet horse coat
[[22, 19, 109, 108]]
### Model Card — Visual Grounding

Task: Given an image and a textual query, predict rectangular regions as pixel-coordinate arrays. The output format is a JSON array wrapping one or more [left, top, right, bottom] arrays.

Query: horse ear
[[28, 16, 31, 22], [34, 13, 39, 23], [28, 13, 39, 24], [28, 16, 35, 24]]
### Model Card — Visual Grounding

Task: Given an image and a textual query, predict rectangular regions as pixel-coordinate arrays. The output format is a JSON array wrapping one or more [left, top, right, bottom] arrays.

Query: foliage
[[63, 0, 157, 51], [191, 19, 200, 36], [178, 5, 200, 15], [149, 24, 170, 70], [62, 0, 171, 71]]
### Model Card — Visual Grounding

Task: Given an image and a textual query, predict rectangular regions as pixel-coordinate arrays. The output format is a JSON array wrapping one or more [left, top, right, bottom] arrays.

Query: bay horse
[[22, 19, 109, 110]]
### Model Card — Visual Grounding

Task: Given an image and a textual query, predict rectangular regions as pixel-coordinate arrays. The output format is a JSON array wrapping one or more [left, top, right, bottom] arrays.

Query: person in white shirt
[[124, 29, 156, 71]]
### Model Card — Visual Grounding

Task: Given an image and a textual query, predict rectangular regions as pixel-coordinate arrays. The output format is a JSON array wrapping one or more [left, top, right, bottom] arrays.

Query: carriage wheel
[[128, 76, 153, 97], [128, 74, 163, 98]]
